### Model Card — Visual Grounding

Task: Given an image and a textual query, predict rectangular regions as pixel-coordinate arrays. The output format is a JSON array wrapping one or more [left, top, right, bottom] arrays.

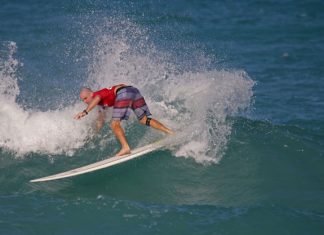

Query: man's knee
[[139, 116, 147, 125], [110, 120, 121, 129], [139, 116, 152, 126]]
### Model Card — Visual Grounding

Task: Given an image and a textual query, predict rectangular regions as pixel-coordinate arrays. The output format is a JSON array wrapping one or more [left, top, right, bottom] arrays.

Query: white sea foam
[[86, 19, 254, 164], [0, 20, 254, 163], [0, 42, 95, 156]]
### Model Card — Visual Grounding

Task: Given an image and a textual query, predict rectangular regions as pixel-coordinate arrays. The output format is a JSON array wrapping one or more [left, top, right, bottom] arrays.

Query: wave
[[85, 18, 255, 163], [0, 42, 95, 156], [231, 117, 324, 151], [0, 19, 254, 164]]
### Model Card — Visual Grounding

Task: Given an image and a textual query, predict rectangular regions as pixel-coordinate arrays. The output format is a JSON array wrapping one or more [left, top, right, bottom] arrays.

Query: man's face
[[80, 91, 92, 104]]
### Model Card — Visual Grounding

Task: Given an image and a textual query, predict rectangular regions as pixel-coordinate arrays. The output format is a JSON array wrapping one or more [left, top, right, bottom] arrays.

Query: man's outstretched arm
[[74, 96, 101, 120]]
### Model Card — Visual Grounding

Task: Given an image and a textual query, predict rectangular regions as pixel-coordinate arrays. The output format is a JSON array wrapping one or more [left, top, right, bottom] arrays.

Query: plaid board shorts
[[112, 86, 152, 121]]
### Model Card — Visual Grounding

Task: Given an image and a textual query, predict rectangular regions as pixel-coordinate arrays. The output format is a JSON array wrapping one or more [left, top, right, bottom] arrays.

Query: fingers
[[74, 112, 84, 120]]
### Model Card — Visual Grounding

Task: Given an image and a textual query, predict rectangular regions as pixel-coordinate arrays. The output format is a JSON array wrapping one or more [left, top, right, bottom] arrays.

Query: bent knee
[[139, 116, 147, 125], [110, 120, 121, 129]]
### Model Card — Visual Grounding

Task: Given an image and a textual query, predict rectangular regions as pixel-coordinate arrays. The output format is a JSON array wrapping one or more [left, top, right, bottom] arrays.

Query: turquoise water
[[1, 0, 324, 234]]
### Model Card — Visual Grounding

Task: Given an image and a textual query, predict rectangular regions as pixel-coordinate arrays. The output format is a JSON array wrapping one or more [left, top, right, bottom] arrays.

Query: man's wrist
[[83, 109, 88, 115]]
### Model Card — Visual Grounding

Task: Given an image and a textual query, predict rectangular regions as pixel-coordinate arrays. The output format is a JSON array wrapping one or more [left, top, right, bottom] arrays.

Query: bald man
[[74, 84, 173, 156]]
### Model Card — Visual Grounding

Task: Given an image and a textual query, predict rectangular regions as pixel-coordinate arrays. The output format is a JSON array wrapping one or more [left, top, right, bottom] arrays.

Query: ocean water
[[1, 0, 324, 234]]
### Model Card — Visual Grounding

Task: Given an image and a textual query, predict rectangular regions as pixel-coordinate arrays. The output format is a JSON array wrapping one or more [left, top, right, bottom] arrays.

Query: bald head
[[80, 87, 93, 104]]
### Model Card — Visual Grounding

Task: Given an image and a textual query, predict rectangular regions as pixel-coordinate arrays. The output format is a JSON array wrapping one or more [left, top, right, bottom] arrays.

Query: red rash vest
[[92, 85, 124, 107]]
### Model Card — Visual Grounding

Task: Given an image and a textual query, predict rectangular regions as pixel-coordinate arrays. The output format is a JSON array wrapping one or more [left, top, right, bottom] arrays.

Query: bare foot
[[115, 147, 131, 157]]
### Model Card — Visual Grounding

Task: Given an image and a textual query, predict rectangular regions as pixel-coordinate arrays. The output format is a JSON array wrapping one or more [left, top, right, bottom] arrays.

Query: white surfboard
[[30, 139, 167, 183]]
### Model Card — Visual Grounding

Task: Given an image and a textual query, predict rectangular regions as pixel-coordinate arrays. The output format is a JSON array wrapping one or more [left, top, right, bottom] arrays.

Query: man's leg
[[130, 89, 173, 134], [110, 120, 131, 156], [139, 115, 173, 134], [96, 108, 106, 133]]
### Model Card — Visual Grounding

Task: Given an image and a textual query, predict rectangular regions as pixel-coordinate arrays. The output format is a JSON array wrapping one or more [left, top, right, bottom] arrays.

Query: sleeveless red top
[[92, 85, 123, 107]]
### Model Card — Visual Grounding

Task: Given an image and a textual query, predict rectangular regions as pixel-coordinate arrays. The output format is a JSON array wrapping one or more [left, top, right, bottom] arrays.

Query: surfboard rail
[[30, 140, 166, 183]]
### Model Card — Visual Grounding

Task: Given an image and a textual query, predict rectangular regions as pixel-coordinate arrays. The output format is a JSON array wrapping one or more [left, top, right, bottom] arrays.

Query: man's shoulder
[[93, 88, 107, 96]]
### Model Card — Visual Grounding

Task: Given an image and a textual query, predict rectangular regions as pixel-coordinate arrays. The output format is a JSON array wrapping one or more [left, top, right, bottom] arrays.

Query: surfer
[[74, 85, 173, 156]]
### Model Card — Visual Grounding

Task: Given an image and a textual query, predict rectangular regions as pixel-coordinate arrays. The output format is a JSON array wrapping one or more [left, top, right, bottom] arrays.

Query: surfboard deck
[[30, 139, 167, 183]]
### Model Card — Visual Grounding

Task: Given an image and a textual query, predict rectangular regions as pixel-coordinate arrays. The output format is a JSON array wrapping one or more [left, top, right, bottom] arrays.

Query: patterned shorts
[[112, 86, 152, 121]]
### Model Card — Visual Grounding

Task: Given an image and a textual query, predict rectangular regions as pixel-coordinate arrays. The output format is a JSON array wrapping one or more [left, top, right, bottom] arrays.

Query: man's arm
[[74, 96, 101, 120]]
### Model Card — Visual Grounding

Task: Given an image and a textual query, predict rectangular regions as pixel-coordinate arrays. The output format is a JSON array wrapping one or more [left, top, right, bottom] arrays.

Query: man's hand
[[74, 96, 101, 120], [74, 111, 87, 120]]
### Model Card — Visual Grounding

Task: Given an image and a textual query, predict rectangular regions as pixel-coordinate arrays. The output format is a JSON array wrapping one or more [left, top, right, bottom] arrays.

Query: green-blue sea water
[[1, 0, 324, 234]]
